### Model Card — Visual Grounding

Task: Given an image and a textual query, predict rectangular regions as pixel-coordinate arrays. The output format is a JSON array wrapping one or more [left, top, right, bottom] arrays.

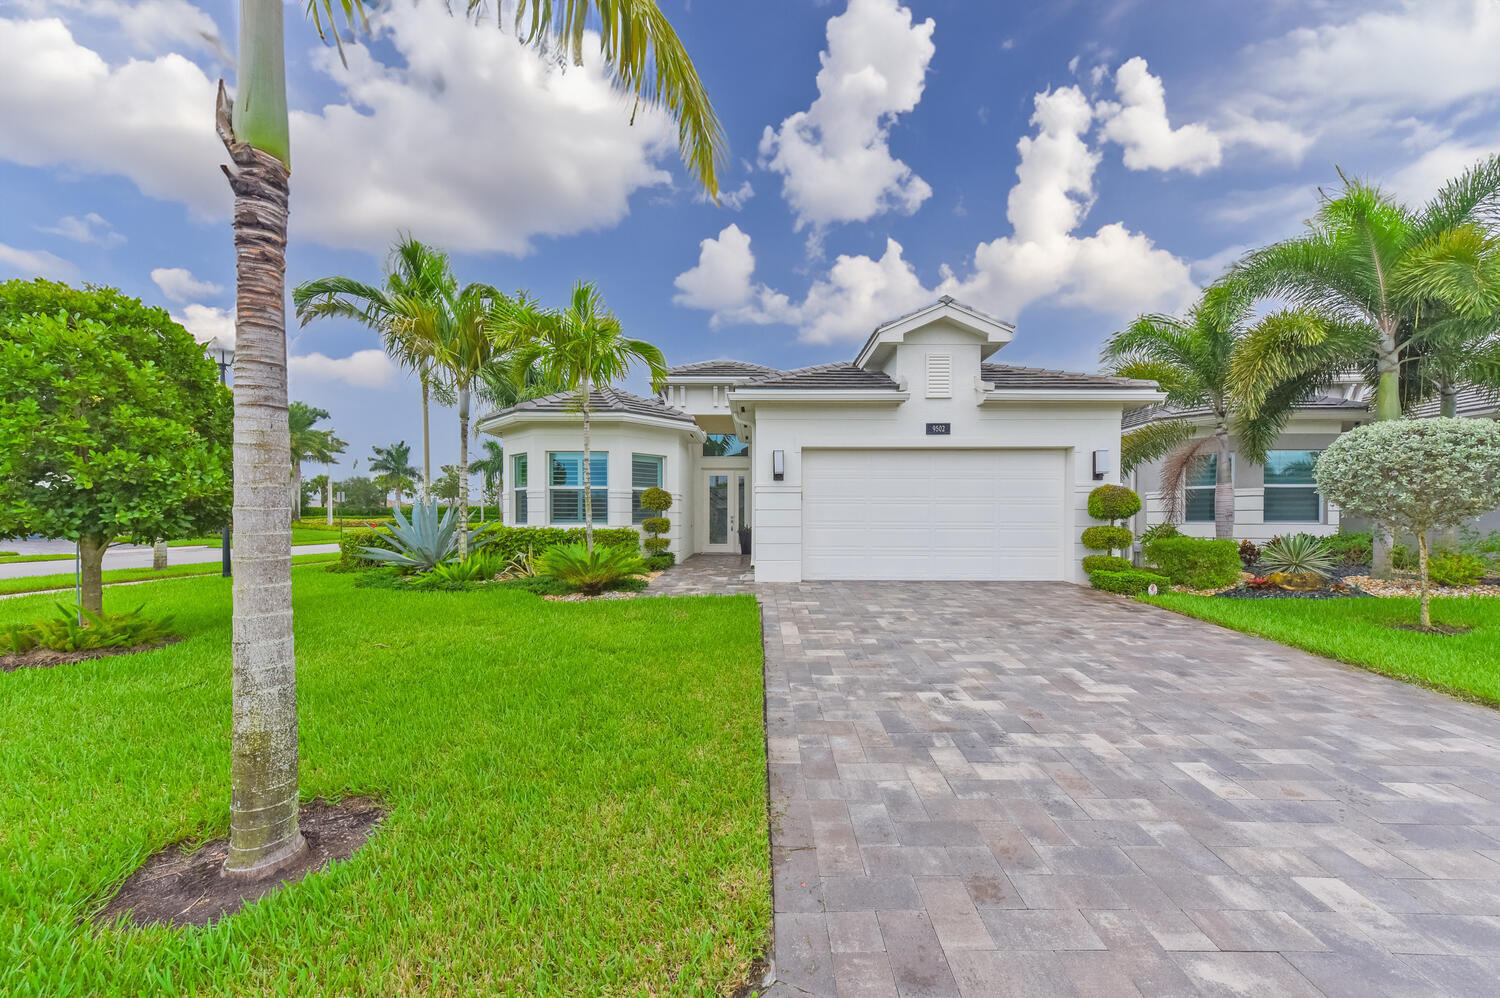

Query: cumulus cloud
[[1096, 57, 1222, 174], [0, 242, 78, 281], [758, 0, 935, 241], [37, 212, 126, 247], [172, 303, 234, 348], [679, 85, 1197, 343], [151, 266, 223, 304], [289, 349, 399, 389]]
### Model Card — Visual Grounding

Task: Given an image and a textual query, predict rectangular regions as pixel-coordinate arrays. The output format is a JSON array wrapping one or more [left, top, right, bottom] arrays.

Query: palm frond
[[1229, 309, 1375, 417], [1157, 437, 1217, 526], [1121, 420, 1196, 473], [1392, 224, 1500, 316], [1414, 152, 1500, 238]]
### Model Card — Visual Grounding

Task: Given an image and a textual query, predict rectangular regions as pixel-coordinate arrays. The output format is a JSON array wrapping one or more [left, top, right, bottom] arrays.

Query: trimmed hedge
[[338, 527, 390, 569], [1081, 554, 1132, 574], [1087, 484, 1142, 522], [1143, 536, 1241, 589], [644, 553, 676, 572], [643, 537, 671, 555], [1081, 525, 1133, 552], [478, 525, 639, 563], [1089, 569, 1171, 596]]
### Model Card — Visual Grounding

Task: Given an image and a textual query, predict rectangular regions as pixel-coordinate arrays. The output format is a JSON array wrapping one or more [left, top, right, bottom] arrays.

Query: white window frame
[[1263, 449, 1323, 523], [631, 454, 665, 524]]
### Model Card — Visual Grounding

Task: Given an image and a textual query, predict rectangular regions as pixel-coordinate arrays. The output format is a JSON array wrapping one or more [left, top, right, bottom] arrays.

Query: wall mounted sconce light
[[772, 449, 785, 481], [1092, 449, 1110, 481]]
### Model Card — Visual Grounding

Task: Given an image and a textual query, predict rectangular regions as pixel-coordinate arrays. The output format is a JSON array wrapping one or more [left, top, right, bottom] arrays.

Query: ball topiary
[[642, 516, 671, 535], [1082, 554, 1132, 573], [1081, 525, 1133, 552], [640, 487, 673, 514], [643, 537, 671, 555], [1087, 484, 1142, 523]]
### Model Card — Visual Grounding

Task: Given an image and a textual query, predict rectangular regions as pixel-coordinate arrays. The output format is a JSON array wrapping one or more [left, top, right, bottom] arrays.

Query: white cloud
[[717, 180, 756, 211], [37, 211, 125, 247], [758, 0, 935, 240], [0, 242, 78, 280], [172, 303, 234, 348], [1387, 139, 1500, 208], [680, 85, 1197, 344], [289, 349, 398, 389], [151, 266, 223, 304], [1096, 57, 1221, 174], [12, 0, 222, 55]]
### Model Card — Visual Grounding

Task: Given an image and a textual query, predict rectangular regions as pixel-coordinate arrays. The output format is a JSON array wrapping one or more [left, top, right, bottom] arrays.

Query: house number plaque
[[925, 422, 951, 435]]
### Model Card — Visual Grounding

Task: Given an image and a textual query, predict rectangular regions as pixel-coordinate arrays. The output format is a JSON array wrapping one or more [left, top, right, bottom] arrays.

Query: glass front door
[[707, 473, 730, 547]]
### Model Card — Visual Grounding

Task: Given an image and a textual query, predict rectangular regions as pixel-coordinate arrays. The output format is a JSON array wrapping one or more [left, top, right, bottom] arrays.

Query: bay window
[[511, 453, 528, 525]]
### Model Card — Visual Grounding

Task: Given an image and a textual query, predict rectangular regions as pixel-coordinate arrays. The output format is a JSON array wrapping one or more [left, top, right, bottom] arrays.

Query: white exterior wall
[[494, 419, 697, 556]]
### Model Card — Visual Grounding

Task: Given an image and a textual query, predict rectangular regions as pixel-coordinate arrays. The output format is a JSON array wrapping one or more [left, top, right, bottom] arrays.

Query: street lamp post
[[207, 339, 234, 578]]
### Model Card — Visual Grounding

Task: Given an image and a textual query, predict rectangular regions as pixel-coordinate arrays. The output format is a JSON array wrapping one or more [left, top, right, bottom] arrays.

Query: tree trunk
[[218, 76, 304, 877], [420, 376, 431, 505], [1441, 385, 1459, 418], [326, 477, 333, 526], [79, 533, 107, 617], [457, 385, 470, 559], [292, 461, 302, 523], [1417, 530, 1432, 629], [153, 539, 168, 571], [1213, 426, 1234, 541], [582, 375, 594, 554], [1371, 320, 1402, 578]]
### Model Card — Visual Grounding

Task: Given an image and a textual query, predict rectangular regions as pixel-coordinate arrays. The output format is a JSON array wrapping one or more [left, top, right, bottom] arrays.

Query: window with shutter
[[631, 454, 664, 523]]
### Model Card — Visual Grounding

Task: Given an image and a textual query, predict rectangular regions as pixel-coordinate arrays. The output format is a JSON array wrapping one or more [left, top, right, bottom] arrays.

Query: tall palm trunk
[[581, 373, 594, 553], [217, 0, 304, 875], [1370, 316, 1402, 578], [1212, 425, 1234, 541], [326, 477, 333, 526], [457, 385, 471, 558], [420, 375, 432, 505]]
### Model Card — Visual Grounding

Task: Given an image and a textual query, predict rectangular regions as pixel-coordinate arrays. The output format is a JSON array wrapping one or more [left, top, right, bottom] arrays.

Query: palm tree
[[224, 0, 724, 875], [471, 439, 506, 522], [1107, 285, 1314, 538], [496, 281, 667, 553], [288, 402, 346, 521], [1229, 157, 1500, 574], [369, 441, 420, 510], [295, 237, 455, 502]]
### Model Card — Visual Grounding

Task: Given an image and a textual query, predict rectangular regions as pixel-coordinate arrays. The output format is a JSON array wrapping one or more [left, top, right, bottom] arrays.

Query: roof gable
[[854, 296, 1015, 368]]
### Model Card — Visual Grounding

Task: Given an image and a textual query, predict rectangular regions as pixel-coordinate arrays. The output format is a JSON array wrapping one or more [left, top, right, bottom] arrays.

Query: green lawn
[[0, 552, 338, 597], [0, 567, 770, 996], [0, 552, 74, 564], [1145, 592, 1500, 704]]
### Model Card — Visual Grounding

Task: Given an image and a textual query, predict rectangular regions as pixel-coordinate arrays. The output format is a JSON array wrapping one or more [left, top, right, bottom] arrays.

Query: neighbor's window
[[1264, 449, 1321, 522], [702, 433, 748, 457], [549, 451, 608, 523], [512, 453, 528, 524], [1184, 453, 1230, 522], [631, 454, 664, 523]]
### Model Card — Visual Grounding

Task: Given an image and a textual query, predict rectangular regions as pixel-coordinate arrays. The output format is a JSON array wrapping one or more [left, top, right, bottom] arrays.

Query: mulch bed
[[0, 638, 180, 673], [96, 798, 386, 929], [1214, 586, 1372, 600], [1346, 575, 1500, 599]]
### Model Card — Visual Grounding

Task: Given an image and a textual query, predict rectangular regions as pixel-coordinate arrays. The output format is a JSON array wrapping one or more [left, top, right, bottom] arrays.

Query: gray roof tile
[[980, 363, 1158, 390], [743, 362, 901, 390], [1412, 386, 1500, 419], [495, 386, 696, 424], [665, 359, 783, 378], [1121, 392, 1369, 429]]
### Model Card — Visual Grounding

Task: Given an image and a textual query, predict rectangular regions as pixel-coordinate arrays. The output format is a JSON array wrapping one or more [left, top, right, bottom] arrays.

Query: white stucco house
[[478, 297, 1164, 583]]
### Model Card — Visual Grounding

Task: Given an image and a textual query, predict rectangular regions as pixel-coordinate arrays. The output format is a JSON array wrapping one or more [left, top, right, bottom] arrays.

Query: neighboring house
[[478, 297, 1163, 583], [1126, 383, 1500, 541]]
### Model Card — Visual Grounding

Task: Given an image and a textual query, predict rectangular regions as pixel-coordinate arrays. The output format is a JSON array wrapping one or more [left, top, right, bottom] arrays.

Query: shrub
[[1138, 522, 1180, 545], [1081, 554, 1132, 573], [644, 553, 676, 572], [642, 517, 671, 536], [1429, 550, 1486, 587], [1237, 539, 1261, 570], [537, 544, 647, 595], [5, 604, 176, 655], [1087, 484, 1142, 522], [639, 487, 673, 514], [476, 525, 640, 563], [1258, 534, 1336, 579], [1081, 525, 1133, 552], [643, 537, 672, 555], [429, 551, 506, 585], [1391, 542, 1417, 572], [339, 527, 390, 569], [1143, 536, 1241, 589], [1089, 569, 1171, 596], [359, 503, 458, 572], [1324, 530, 1372, 566], [638, 489, 674, 558]]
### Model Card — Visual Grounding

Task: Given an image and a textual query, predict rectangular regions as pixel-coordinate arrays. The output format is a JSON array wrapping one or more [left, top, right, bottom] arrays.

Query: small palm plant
[[1257, 534, 1336, 581], [360, 502, 458, 572], [537, 543, 646, 595]]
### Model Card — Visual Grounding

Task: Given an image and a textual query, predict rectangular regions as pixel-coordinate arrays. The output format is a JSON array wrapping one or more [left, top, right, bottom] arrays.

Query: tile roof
[[665, 359, 783, 378], [493, 386, 697, 424], [742, 362, 902, 390], [1121, 392, 1369, 429], [980, 363, 1158, 391], [1412, 386, 1500, 419]]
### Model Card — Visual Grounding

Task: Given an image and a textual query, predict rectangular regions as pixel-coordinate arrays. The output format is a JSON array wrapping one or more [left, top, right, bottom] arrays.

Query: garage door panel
[[802, 449, 1066, 581]]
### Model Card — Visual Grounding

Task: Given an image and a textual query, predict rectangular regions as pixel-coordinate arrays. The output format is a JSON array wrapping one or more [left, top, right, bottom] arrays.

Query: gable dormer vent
[[926, 353, 952, 398]]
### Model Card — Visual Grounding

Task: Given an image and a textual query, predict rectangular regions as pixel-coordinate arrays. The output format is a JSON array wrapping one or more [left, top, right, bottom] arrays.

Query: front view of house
[[478, 297, 1164, 583]]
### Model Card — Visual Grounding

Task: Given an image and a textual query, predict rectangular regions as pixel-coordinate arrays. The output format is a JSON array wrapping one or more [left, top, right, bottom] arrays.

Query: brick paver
[[656, 557, 1500, 996]]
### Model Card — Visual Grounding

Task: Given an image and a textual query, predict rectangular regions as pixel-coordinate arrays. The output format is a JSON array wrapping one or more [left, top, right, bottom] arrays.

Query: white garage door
[[801, 449, 1067, 581]]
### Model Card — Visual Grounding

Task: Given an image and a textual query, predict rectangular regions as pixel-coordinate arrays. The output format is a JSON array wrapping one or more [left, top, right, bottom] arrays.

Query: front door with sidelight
[[701, 471, 746, 553]]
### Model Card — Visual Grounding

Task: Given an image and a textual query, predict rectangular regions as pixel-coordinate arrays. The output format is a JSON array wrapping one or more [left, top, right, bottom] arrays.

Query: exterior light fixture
[[1092, 449, 1110, 481], [772, 449, 785, 481]]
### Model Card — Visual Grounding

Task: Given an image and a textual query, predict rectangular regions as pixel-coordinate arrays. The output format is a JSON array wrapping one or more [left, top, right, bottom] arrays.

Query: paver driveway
[[658, 560, 1500, 997]]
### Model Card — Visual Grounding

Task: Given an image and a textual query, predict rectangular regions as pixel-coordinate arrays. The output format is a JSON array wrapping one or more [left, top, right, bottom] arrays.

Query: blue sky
[[3, 0, 1499, 481]]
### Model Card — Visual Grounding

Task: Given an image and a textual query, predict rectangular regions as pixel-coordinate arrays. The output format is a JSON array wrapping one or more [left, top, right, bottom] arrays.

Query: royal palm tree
[[496, 281, 667, 553], [471, 439, 506, 522], [1229, 157, 1500, 573], [288, 401, 346, 521], [1106, 284, 1314, 538], [228, 0, 724, 874], [369, 441, 420, 510]]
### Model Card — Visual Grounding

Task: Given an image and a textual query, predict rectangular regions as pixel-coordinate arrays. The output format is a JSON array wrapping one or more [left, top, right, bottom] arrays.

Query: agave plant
[[537, 543, 646, 595], [360, 502, 457, 571], [1257, 533, 1336, 579]]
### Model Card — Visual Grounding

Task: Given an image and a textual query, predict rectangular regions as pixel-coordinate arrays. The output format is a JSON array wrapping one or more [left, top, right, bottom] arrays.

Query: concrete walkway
[[657, 557, 1500, 997]]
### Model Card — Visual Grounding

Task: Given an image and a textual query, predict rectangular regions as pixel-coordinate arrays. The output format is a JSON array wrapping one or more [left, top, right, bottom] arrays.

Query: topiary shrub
[[1428, 550, 1485, 587], [644, 553, 676, 572], [643, 537, 671, 555], [1087, 484, 1142, 522], [1143, 536, 1241, 589], [1316, 418, 1500, 627], [639, 487, 673, 559], [1081, 554, 1132, 574], [1081, 525, 1133, 552], [1089, 569, 1171, 596]]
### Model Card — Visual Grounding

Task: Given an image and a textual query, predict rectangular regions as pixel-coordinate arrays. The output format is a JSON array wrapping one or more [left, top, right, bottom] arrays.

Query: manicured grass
[[0, 552, 74, 564], [1145, 592, 1500, 704], [0, 552, 338, 597], [0, 567, 769, 996]]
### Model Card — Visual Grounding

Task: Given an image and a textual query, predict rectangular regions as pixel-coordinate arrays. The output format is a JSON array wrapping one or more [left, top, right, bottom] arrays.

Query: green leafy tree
[[496, 282, 667, 553], [368, 441, 419, 509], [288, 401, 346, 520], [1105, 284, 1313, 538], [471, 440, 505, 522], [1315, 419, 1500, 627], [335, 475, 389, 513], [1229, 158, 1500, 573], [227, 0, 725, 875], [433, 464, 464, 503], [0, 280, 231, 615], [304, 473, 330, 509]]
